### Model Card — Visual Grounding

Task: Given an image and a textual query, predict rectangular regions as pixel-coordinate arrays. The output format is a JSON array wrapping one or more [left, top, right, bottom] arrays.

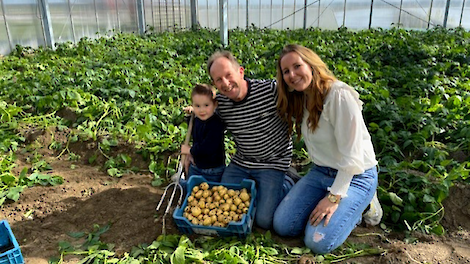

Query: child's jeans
[[180, 164, 225, 193], [188, 163, 225, 182]]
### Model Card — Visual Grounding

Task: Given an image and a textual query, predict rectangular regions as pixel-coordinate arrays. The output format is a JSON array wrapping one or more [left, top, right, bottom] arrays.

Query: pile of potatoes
[[182, 182, 252, 227]]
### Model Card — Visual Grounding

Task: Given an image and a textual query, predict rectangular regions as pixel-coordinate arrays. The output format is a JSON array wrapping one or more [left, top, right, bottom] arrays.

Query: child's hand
[[184, 154, 194, 175], [181, 144, 191, 155], [183, 106, 193, 114]]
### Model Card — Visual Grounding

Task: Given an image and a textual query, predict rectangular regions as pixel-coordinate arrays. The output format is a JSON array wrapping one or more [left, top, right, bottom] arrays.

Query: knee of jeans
[[304, 231, 334, 254], [255, 215, 272, 230], [272, 217, 288, 236]]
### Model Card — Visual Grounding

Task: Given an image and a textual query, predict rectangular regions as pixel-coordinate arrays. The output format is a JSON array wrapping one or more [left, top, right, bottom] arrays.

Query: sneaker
[[286, 166, 302, 183], [363, 192, 383, 226]]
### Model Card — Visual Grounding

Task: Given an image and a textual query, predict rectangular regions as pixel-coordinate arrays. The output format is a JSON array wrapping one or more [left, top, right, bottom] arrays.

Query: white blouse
[[301, 81, 378, 197]]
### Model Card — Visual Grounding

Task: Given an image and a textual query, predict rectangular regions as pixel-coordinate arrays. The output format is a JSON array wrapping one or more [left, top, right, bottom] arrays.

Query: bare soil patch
[[1, 130, 469, 264]]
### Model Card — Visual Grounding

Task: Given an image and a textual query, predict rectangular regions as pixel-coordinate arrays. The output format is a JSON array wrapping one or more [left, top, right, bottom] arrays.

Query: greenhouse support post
[[1, 0, 13, 52], [246, 0, 249, 28], [67, 0, 76, 42], [460, 0, 466, 27], [303, 0, 307, 29], [427, 0, 434, 29], [220, 0, 228, 46], [191, 0, 197, 29], [137, 0, 145, 34], [443, 0, 450, 27], [38, 0, 55, 49]]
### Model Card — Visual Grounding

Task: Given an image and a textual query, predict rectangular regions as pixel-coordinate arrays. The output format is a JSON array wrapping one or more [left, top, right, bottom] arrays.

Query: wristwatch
[[327, 193, 340, 204]]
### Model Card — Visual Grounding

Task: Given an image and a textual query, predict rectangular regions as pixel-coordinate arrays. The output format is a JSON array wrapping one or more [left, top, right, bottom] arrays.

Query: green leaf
[[431, 224, 445, 235], [68, 231, 85, 238], [107, 168, 121, 177], [170, 246, 185, 264], [6, 186, 24, 201], [423, 194, 436, 203], [388, 192, 403, 206], [290, 247, 304, 254], [1, 174, 16, 185], [262, 247, 278, 255], [58, 241, 73, 252]]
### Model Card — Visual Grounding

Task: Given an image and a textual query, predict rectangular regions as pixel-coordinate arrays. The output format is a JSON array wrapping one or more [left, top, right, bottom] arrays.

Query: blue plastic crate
[[0, 220, 24, 264], [173, 176, 257, 238]]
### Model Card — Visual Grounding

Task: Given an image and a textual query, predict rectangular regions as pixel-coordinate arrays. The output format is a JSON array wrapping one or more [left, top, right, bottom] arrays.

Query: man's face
[[209, 57, 245, 101]]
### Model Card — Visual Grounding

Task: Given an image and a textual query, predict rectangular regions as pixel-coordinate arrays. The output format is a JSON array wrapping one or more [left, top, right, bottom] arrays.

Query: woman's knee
[[303, 232, 336, 254]]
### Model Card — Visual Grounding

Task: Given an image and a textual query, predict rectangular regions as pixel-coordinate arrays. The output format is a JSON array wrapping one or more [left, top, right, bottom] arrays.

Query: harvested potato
[[182, 182, 252, 228]]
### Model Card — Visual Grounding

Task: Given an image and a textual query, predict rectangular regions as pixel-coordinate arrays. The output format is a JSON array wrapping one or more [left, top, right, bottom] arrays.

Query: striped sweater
[[216, 78, 292, 171]]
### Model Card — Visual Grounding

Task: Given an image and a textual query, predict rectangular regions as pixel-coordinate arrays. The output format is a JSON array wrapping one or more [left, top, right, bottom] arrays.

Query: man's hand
[[309, 196, 339, 227], [183, 106, 193, 114]]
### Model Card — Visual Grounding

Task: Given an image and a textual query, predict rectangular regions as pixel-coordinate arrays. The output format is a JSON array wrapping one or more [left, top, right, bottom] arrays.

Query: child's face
[[192, 94, 217, 121]]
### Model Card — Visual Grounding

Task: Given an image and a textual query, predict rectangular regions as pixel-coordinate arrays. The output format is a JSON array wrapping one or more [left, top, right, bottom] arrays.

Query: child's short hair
[[191, 84, 217, 103]]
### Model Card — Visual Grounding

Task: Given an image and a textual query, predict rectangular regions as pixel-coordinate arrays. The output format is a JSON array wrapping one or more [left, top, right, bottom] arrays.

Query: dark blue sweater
[[190, 113, 225, 169]]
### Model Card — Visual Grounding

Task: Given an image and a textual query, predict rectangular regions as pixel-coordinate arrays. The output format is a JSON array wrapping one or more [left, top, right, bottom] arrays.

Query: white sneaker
[[363, 192, 383, 226]]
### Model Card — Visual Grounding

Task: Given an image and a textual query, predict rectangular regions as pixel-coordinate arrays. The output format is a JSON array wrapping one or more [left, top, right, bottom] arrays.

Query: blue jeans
[[273, 165, 378, 254], [188, 163, 225, 182], [180, 164, 225, 193], [221, 163, 286, 230]]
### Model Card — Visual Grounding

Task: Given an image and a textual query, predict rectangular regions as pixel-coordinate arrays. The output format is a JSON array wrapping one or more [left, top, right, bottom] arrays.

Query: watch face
[[328, 194, 338, 203]]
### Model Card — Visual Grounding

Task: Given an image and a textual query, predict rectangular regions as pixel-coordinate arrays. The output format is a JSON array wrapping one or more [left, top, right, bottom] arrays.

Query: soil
[[1, 128, 470, 264]]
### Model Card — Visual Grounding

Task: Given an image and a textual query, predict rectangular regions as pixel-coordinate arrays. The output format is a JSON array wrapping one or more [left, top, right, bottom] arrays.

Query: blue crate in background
[[0, 220, 24, 264], [173, 175, 257, 238]]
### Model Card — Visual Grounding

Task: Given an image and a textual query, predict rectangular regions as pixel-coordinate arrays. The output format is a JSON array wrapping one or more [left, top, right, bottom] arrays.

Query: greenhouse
[[0, 0, 468, 54], [0, 1, 469, 264]]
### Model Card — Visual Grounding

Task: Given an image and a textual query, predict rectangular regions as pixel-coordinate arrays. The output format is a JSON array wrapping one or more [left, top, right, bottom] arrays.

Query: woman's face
[[280, 52, 313, 93]]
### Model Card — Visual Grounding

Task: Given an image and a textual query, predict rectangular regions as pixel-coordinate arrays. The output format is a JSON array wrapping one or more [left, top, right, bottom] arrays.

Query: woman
[[273, 44, 381, 254]]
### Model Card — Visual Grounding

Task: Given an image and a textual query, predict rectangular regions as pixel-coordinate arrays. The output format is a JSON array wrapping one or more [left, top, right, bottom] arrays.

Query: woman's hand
[[309, 196, 339, 227]]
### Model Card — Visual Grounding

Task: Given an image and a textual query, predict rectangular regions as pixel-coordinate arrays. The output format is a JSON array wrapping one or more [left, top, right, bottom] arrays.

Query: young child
[[180, 84, 225, 183]]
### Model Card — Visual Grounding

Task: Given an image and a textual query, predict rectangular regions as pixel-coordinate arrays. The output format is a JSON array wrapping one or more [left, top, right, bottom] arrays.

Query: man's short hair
[[207, 51, 241, 79]]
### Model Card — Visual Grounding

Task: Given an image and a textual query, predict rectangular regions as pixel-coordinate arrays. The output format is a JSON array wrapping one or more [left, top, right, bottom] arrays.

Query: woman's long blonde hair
[[276, 44, 336, 137]]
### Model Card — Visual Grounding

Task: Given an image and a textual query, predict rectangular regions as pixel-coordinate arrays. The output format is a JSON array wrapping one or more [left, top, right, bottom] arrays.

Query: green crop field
[[0, 26, 469, 263]]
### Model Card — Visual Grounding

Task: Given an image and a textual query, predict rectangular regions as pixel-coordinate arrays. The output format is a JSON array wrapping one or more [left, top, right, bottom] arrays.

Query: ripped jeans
[[273, 165, 378, 254]]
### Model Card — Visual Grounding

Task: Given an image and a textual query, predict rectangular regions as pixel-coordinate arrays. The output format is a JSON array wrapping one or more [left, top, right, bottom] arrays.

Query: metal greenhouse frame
[[0, 0, 468, 55]]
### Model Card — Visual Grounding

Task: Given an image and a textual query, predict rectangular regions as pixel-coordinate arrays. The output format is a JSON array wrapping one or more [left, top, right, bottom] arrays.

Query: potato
[[230, 204, 237, 212], [199, 182, 210, 190], [239, 192, 250, 202], [198, 200, 206, 209], [203, 208, 210, 215], [227, 189, 236, 197], [187, 196, 195, 203], [202, 190, 211, 198], [195, 190, 203, 199], [191, 207, 202, 217], [203, 217, 212, 226], [220, 203, 230, 212], [210, 215, 217, 223], [233, 197, 242, 206]]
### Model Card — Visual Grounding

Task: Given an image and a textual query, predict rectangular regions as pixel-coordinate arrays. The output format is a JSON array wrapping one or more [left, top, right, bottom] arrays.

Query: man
[[207, 51, 293, 229]]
